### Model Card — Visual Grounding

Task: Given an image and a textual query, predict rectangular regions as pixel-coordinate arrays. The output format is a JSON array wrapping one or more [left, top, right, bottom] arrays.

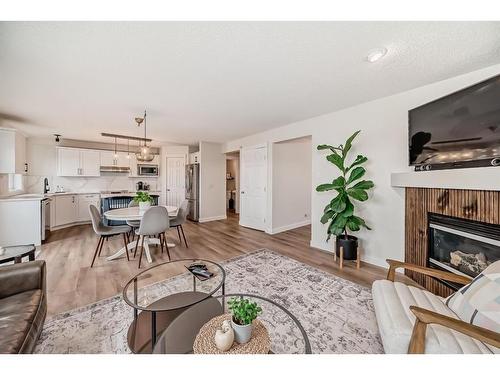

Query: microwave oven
[[137, 164, 159, 176]]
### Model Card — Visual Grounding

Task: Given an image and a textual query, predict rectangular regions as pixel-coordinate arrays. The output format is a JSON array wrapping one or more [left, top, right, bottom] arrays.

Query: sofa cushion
[[0, 289, 42, 353], [372, 280, 493, 353]]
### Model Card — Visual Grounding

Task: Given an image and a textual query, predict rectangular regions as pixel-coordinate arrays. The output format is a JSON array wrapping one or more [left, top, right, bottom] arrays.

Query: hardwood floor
[[39, 212, 411, 317]]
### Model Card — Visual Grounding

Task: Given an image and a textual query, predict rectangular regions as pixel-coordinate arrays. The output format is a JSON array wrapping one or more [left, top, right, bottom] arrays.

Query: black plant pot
[[336, 235, 358, 260]]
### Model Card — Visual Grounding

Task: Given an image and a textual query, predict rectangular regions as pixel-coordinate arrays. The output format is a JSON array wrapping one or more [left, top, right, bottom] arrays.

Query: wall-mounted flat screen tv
[[409, 74, 500, 168]]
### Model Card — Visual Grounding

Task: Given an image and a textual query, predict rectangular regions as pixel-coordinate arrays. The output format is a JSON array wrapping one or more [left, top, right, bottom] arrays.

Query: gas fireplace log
[[450, 251, 490, 276]]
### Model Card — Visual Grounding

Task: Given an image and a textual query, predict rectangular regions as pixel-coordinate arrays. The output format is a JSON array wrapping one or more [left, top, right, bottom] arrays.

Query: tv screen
[[409, 74, 500, 166]]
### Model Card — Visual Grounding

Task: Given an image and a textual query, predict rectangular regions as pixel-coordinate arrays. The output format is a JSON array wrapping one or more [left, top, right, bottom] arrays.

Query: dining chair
[[169, 200, 189, 247], [134, 206, 171, 268], [89, 204, 131, 268], [127, 200, 140, 241]]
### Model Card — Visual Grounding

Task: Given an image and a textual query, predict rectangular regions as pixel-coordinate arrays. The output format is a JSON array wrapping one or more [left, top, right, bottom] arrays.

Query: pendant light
[[135, 110, 154, 162], [126, 139, 130, 159], [113, 137, 118, 161]]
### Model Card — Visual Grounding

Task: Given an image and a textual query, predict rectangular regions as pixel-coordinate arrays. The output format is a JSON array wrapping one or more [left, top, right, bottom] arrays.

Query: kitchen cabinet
[[0, 128, 27, 174], [77, 194, 100, 222], [54, 194, 78, 227], [100, 151, 130, 168], [57, 147, 100, 177]]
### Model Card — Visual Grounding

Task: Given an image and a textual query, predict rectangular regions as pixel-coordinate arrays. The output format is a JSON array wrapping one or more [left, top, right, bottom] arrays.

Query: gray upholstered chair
[[127, 200, 140, 241], [169, 200, 189, 247], [89, 205, 132, 268], [134, 206, 171, 268]]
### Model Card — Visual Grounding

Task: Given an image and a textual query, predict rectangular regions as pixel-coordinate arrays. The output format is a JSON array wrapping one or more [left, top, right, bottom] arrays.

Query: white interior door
[[239, 145, 267, 231], [166, 156, 186, 207]]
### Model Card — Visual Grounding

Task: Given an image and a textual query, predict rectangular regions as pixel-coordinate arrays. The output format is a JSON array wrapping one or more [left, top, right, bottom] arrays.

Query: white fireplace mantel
[[391, 167, 500, 191]]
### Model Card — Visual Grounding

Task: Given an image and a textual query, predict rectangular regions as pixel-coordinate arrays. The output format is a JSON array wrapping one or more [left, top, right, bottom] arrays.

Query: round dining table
[[104, 205, 178, 264]]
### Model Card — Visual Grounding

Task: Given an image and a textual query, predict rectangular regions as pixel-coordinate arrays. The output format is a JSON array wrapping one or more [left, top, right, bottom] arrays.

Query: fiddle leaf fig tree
[[317, 130, 374, 241]]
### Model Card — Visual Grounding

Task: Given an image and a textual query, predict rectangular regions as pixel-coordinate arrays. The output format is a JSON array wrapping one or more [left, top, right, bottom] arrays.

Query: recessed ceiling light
[[366, 47, 388, 63]]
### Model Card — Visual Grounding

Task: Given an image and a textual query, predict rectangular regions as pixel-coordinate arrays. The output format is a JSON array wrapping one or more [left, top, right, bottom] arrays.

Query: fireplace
[[427, 213, 500, 290]]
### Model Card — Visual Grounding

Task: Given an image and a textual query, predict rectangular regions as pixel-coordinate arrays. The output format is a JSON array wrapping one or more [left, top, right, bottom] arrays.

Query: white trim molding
[[269, 219, 311, 235], [198, 215, 227, 223]]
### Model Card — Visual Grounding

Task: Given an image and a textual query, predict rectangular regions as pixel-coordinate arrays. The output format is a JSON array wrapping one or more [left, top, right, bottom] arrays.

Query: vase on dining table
[[139, 201, 151, 211]]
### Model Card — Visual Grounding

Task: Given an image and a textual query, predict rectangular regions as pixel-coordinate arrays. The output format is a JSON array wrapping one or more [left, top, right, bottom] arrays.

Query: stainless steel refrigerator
[[185, 163, 200, 221]]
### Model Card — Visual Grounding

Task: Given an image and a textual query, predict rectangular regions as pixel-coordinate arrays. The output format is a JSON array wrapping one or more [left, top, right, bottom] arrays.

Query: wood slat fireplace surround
[[405, 187, 500, 297]]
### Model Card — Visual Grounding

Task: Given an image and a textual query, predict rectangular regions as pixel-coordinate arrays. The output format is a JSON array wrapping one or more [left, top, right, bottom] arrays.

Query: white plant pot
[[231, 318, 253, 344], [138, 201, 151, 210]]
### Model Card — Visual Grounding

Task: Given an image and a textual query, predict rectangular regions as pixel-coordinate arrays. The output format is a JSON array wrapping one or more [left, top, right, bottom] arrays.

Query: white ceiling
[[1, 21, 500, 146]]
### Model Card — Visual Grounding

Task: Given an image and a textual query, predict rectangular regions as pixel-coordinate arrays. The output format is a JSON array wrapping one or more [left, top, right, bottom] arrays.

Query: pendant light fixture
[[113, 137, 118, 161], [126, 139, 130, 159], [135, 110, 154, 162]]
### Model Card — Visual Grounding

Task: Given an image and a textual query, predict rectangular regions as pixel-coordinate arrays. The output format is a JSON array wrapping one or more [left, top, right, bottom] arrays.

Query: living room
[[0, 1, 499, 374]]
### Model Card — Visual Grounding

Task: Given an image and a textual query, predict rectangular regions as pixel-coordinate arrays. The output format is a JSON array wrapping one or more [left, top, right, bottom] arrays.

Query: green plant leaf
[[340, 199, 354, 217], [350, 215, 371, 230], [347, 166, 365, 184], [347, 188, 369, 201], [320, 210, 334, 224], [346, 217, 361, 231], [317, 144, 340, 152], [316, 183, 336, 192], [330, 193, 347, 213], [328, 215, 347, 236], [351, 179, 374, 190], [326, 152, 344, 172], [342, 130, 360, 157], [346, 155, 368, 171]]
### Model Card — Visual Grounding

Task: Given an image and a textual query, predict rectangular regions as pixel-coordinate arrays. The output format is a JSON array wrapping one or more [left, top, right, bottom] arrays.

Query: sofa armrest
[[408, 306, 500, 353], [386, 259, 472, 285], [0, 260, 46, 299]]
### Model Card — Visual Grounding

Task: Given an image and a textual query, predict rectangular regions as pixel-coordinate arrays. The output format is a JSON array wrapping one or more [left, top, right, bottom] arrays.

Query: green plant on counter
[[316, 130, 374, 241], [133, 191, 153, 203], [228, 297, 262, 325]]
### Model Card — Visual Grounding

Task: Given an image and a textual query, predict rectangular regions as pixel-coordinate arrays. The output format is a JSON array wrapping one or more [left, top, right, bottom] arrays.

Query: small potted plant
[[227, 297, 262, 344], [133, 191, 153, 210]]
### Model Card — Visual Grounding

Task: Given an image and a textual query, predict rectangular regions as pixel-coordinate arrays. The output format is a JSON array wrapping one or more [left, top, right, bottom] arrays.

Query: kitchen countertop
[[0, 190, 161, 201]]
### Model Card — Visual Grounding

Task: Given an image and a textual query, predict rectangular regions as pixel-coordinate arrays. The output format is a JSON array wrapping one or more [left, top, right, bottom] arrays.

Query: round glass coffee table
[[122, 259, 226, 354], [152, 293, 312, 354], [0, 244, 36, 265]]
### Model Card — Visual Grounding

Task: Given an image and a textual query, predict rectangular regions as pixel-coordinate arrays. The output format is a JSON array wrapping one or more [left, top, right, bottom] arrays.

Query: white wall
[[271, 137, 312, 233], [223, 63, 500, 267], [199, 141, 226, 222]]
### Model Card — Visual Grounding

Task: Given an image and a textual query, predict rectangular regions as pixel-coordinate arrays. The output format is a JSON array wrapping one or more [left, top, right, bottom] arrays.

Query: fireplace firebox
[[427, 213, 500, 290]]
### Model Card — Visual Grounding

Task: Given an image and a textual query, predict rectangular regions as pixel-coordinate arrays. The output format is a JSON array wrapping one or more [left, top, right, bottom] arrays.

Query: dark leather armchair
[[0, 260, 47, 353]]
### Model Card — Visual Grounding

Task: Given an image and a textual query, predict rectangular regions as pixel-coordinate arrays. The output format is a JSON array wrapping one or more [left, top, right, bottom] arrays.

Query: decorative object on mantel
[[193, 313, 270, 354], [316, 130, 374, 261], [134, 110, 154, 162], [214, 319, 234, 352], [133, 191, 153, 210], [228, 297, 262, 344]]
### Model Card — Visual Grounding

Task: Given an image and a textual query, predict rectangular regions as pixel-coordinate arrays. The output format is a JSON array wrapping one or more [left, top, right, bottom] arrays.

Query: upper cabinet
[[57, 147, 100, 177], [100, 151, 131, 168], [0, 128, 26, 174]]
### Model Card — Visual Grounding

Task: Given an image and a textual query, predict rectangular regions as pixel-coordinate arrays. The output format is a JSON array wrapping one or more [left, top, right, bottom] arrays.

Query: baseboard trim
[[270, 220, 311, 235], [198, 215, 227, 223], [50, 221, 91, 231]]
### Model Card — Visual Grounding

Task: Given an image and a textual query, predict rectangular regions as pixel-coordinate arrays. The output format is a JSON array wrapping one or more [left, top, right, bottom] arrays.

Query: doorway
[[226, 152, 240, 216]]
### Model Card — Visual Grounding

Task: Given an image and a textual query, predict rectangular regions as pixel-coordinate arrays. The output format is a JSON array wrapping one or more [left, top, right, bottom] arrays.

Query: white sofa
[[372, 259, 500, 354]]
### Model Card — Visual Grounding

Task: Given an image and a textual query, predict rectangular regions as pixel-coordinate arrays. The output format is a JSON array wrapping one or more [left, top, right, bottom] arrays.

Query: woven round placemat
[[193, 313, 271, 354]]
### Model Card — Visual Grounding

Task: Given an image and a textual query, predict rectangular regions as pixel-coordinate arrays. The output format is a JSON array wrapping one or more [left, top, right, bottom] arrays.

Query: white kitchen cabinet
[[189, 151, 200, 164], [57, 147, 101, 177], [54, 194, 78, 226], [77, 194, 100, 222], [0, 128, 27, 174], [100, 151, 130, 168]]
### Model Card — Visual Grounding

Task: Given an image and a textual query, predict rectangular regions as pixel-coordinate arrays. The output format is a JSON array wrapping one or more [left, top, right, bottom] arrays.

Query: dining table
[[103, 205, 178, 264]]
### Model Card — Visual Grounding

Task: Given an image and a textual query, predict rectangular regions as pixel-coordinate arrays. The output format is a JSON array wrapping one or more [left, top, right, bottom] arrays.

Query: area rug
[[35, 249, 383, 354]]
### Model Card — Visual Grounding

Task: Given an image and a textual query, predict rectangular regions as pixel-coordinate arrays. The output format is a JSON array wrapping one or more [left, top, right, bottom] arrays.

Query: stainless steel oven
[[137, 164, 159, 176]]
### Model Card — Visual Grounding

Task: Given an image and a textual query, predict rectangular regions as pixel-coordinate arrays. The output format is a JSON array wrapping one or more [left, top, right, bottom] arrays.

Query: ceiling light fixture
[[135, 110, 154, 162], [366, 47, 387, 63]]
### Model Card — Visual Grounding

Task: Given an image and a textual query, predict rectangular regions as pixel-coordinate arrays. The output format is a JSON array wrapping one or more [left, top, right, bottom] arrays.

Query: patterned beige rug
[[35, 249, 383, 354]]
